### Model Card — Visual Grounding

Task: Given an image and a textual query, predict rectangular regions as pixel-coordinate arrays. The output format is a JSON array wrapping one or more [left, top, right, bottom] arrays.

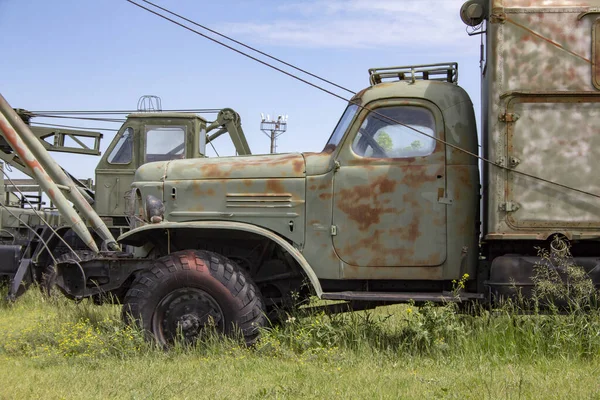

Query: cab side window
[[351, 106, 436, 158], [107, 127, 133, 164]]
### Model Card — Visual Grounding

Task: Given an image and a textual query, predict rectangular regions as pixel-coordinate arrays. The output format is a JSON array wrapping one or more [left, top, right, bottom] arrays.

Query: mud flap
[[7, 258, 32, 301]]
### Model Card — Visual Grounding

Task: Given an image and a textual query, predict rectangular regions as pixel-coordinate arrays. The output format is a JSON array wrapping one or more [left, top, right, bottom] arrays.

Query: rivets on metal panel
[[499, 202, 520, 212], [499, 112, 519, 122], [508, 157, 520, 168]]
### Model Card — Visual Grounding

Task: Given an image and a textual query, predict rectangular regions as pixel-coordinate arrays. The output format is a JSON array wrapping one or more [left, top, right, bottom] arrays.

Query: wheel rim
[[151, 288, 225, 345]]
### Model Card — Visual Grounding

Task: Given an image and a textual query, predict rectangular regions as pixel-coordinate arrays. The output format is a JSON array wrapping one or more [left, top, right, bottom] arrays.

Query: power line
[[31, 114, 126, 123], [1, 170, 85, 271], [29, 108, 222, 115], [31, 122, 118, 132], [126, 0, 600, 200], [208, 141, 220, 157], [138, 0, 356, 96], [125, 1, 357, 113]]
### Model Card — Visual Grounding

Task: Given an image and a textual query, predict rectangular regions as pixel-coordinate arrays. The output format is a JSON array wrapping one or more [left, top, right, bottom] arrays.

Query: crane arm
[[205, 108, 251, 156]]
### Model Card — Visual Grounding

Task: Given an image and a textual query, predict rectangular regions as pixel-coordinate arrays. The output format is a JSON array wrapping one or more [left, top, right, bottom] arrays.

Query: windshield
[[322, 104, 359, 153], [145, 125, 186, 163]]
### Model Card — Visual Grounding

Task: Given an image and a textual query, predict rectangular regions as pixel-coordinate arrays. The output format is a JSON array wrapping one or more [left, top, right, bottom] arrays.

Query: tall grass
[[1, 237, 599, 363]]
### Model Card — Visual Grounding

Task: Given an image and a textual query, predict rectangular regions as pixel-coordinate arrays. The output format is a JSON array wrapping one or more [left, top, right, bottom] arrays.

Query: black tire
[[122, 250, 266, 346]]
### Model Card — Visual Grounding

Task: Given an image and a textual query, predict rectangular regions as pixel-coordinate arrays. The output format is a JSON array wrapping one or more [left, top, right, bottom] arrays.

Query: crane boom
[[0, 94, 118, 252]]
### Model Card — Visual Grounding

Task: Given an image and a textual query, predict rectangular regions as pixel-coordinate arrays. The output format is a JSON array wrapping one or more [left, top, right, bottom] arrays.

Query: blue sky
[[0, 0, 481, 180]]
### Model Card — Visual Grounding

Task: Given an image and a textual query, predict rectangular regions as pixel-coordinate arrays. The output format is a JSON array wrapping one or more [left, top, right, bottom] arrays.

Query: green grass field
[[2, 286, 600, 399]]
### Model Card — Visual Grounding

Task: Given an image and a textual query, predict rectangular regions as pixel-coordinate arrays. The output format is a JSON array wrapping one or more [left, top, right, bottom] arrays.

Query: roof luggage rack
[[368, 62, 458, 86]]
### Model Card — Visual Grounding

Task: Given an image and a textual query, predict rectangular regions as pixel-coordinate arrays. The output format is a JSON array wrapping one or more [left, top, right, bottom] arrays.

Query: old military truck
[[24, 0, 600, 345], [1, 107, 250, 295], [96, 108, 250, 230]]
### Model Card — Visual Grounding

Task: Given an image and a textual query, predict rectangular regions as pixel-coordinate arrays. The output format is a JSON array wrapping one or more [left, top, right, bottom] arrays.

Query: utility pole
[[260, 113, 288, 154]]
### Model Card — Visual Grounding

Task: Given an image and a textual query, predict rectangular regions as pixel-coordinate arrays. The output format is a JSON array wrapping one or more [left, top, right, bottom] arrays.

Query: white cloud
[[225, 0, 475, 52]]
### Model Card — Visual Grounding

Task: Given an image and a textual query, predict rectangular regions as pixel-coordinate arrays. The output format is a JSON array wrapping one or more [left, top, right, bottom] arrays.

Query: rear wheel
[[122, 250, 265, 345]]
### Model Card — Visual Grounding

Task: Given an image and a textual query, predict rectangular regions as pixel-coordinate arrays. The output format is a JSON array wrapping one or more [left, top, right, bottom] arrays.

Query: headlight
[[145, 195, 165, 224], [127, 190, 145, 229]]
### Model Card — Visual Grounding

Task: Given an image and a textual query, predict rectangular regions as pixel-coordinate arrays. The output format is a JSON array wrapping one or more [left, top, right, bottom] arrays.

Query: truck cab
[[95, 113, 208, 227], [122, 63, 480, 304]]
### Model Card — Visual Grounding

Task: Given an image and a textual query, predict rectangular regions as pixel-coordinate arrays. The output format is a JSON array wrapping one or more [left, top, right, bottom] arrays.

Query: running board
[[321, 291, 484, 303]]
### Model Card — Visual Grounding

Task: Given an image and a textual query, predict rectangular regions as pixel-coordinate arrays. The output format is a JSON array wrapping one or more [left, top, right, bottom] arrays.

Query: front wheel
[[122, 250, 266, 345]]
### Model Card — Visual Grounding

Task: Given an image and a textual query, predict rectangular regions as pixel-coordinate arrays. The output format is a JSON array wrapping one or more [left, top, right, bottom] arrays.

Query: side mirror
[[460, 0, 487, 27]]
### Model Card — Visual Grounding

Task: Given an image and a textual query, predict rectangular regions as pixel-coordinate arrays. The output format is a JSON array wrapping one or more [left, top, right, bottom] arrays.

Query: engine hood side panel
[[164, 176, 306, 245]]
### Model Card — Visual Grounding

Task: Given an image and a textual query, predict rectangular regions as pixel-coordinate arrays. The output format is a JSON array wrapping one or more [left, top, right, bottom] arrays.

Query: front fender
[[118, 221, 323, 297]]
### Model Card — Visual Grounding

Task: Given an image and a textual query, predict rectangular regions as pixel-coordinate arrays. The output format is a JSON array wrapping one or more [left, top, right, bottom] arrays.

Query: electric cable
[[28, 109, 221, 115], [208, 141, 220, 157], [30, 122, 118, 132], [139, 0, 356, 95], [2, 171, 88, 294], [0, 202, 58, 267], [2, 171, 84, 263], [31, 114, 126, 123], [126, 0, 600, 200], [0, 200, 67, 301]]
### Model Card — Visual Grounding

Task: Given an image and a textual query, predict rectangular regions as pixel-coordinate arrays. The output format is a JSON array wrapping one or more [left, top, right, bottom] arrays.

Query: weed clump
[[0, 291, 148, 359], [532, 238, 598, 313], [257, 240, 600, 360], [256, 274, 469, 358]]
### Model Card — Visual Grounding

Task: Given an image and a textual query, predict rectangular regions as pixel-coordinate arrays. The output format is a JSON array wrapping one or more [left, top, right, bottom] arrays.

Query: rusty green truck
[[0, 108, 250, 292], [2, 0, 600, 345]]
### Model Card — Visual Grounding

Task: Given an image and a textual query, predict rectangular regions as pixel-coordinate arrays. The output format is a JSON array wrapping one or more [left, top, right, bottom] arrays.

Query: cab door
[[332, 101, 447, 268], [95, 126, 137, 218]]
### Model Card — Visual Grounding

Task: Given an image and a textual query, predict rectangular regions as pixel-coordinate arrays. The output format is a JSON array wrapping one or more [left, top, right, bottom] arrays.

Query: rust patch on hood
[[266, 179, 286, 193], [166, 153, 306, 181]]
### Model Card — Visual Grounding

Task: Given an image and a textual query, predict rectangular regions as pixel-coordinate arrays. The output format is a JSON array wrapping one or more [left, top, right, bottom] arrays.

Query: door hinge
[[499, 202, 520, 212], [330, 225, 338, 236], [499, 112, 519, 123], [334, 161, 341, 172], [490, 9, 506, 24]]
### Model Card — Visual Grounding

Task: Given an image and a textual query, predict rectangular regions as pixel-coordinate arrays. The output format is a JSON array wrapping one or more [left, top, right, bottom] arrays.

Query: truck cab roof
[[352, 79, 473, 113], [126, 112, 207, 122]]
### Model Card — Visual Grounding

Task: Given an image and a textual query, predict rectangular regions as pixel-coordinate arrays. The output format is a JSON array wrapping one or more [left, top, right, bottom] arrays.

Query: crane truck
[[0, 107, 251, 295], [1, 0, 600, 345]]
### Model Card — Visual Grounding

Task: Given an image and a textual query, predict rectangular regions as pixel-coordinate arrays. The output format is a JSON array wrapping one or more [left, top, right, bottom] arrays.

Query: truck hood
[[133, 151, 338, 183], [161, 153, 306, 181]]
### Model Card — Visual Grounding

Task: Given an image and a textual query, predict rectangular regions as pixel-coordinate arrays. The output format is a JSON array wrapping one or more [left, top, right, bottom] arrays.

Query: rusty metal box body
[[483, 0, 600, 241]]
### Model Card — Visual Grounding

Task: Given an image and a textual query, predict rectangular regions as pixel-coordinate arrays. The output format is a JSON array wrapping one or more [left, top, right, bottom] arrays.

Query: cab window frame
[[349, 105, 438, 160], [144, 125, 187, 163], [593, 18, 600, 90], [107, 126, 134, 165]]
